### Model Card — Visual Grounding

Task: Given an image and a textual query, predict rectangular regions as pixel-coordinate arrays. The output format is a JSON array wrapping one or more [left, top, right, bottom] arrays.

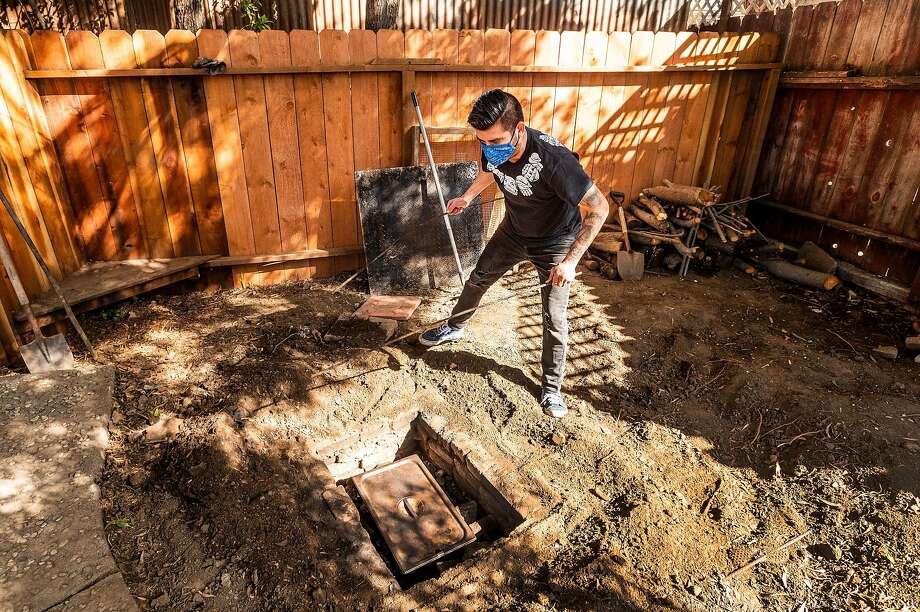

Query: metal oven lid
[[352, 454, 475, 573]]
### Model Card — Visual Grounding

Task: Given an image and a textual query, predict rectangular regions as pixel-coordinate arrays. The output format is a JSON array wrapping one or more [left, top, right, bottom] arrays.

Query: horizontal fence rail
[[0, 27, 779, 362]]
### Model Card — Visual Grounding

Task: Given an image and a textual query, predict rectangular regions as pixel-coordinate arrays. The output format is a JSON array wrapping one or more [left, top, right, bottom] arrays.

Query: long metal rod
[[411, 90, 465, 286]]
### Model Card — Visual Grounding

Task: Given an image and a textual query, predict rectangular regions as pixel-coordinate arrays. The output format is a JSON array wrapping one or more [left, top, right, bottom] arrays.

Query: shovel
[[613, 193, 644, 281], [0, 229, 73, 372]]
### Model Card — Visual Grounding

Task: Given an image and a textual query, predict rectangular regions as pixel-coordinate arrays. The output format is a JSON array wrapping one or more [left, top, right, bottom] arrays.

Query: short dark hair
[[467, 89, 524, 131]]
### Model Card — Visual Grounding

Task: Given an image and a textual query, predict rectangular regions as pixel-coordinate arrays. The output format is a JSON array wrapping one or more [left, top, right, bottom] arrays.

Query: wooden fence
[[0, 27, 779, 362], [717, 0, 920, 298]]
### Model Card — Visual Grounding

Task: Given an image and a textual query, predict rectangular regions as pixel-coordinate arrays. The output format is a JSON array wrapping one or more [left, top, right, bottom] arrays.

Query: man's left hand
[[548, 260, 577, 287]]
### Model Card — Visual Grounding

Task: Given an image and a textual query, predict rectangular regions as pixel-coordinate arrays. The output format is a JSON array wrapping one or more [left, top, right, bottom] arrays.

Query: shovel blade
[[20, 333, 75, 373], [616, 251, 645, 281]]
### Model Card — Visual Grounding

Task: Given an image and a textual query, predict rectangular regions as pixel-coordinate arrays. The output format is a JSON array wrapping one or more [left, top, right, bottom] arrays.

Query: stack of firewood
[[586, 180, 765, 278]]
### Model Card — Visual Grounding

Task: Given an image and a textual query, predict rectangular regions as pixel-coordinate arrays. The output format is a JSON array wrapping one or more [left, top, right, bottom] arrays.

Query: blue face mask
[[481, 128, 521, 167]]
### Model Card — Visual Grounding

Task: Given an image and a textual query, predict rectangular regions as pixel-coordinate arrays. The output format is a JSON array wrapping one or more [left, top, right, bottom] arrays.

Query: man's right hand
[[447, 196, 470, 215]]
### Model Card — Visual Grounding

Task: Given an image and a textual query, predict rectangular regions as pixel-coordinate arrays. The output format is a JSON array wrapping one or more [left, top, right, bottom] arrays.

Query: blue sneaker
[[541, 393, 568, 418], [418, 323, 465, 347]]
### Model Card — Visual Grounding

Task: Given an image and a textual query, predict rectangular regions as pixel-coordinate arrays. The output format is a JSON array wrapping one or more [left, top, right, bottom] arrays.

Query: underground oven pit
[[311, 412, 528, 590]]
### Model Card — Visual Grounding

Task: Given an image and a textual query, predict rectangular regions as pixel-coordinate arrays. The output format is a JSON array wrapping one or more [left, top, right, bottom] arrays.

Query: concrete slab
[[0, 366, 137, 612]]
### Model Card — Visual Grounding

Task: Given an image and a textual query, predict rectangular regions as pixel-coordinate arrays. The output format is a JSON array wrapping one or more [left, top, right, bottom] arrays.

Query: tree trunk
[[366, 0, 400, 30]]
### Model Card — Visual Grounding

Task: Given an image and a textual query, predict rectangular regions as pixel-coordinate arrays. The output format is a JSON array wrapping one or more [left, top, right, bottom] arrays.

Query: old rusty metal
[[352, 455, 475, 573]]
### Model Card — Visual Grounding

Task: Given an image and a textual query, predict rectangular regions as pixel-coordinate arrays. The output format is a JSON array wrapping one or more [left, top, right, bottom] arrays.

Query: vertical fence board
[[319, 29, 360, 272], [591, 31, 629, 194], [228, 29, 283, 284], [197, 29, 254, 286], [551, 30, 583, 149], [431, 28, 460, 162], [134, 30, 201, 257], [572, 30, 606, 181], [630, 31, 673, 195], [98, 30, 173, 259], [375, 29, 404, 169], [291, 29, 334, 278], [530, 30, 559, 133], [65, 30, 144, 260], [164, 29, 228, 257], [0, 31, 81, 276], [261, 29, 309, 281]]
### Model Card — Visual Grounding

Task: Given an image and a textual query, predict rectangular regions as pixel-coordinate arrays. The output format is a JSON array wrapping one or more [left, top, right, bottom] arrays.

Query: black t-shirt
[[481, 126, 593, 243]]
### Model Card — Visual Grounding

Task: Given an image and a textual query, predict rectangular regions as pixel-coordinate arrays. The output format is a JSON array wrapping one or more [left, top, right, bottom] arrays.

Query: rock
[[128, 472, 145, 488], [810, 542, 842, 561], [688, 584, 702, 597], [905, 336, 920, 351], [111, 410, 124, 424], [220, 572, 231, 587], [152, 594, 170, 608], [490, 570, 506, 587], [915, 354, 920, 364], [873, 345, 898, 360], [590, 487, 610, 501], [139, 415, 183, 443], [460, 583, 478, 597], [550, 432, 566, 446]]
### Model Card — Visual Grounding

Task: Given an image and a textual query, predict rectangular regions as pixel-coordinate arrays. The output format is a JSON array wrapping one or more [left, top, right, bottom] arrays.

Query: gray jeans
[[448, 223, 573, 396]]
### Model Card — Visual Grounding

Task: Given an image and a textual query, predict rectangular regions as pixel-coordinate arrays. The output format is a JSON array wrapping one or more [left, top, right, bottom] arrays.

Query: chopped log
[[591, 232, 624, 254], [626, 201, 667, 232], [873, 345, 898, 360], [755, 241, 790, 255], [706, 208, 728, 242], [762, 260, 841, 290], [796, 241, 837, 274], [695, 227, 709, 242], [836, 262, 910, 302], [724, 227, 740, 243], [629, 233, 660, 246], [645, 180, 717, 206], [585, 259, 600, 271], [904, 336, 920, 351], [639, 195, 668, 221], [734, 259, 755, 274]]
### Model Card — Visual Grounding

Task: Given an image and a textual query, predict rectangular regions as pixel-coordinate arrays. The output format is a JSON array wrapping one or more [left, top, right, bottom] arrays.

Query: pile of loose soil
[[63, 265, 920, 610]]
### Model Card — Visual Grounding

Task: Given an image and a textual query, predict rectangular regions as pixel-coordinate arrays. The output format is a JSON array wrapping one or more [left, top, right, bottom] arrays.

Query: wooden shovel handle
[[617, 205, 632, 252], [0, 232, 43, 339]]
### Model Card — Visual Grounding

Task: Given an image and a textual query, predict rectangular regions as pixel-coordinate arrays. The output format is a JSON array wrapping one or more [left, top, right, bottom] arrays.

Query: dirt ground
[[24, 263, 919, 611]]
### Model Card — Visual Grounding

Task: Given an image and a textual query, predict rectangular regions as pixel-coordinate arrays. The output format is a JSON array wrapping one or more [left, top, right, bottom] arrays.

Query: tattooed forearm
[[564, 184, 609, 264]]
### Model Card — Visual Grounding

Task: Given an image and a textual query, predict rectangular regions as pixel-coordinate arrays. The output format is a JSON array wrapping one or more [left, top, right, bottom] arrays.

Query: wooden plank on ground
[[15, 256, 215, 320], [320, 29, 360, 273], [228, 29, 282, 285], [0, 32, 81, 275], [291, 29, 334, 279], [31, 31, 118, 265], [164, 29, 228, 257], [99, 30, 173, 260], [196, 29, 255, 287], [65, 31, 143, 260], [375, 29, 404, 169], [260, 29, 308, 281]]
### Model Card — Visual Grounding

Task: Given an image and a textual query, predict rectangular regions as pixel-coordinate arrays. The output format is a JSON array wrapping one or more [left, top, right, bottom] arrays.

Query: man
[[419, 89, 609, 418]]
